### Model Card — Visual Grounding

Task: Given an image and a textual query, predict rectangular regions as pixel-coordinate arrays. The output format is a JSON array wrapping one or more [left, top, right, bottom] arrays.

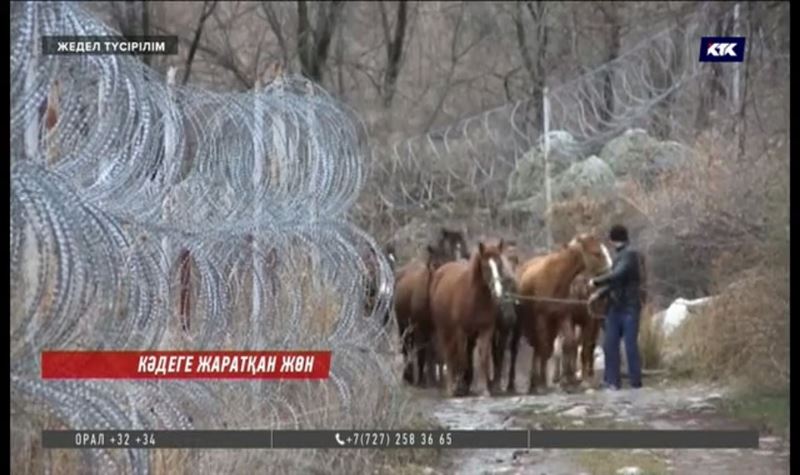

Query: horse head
[[437, 227, 470, 261], [567, 232, 612, 277], [476, 239, 518, 327]]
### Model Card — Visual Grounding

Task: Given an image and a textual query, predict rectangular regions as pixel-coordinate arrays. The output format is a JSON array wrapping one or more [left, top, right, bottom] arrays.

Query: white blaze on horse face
[[488, 257, 503, 298], [600, 243, 613, 272]]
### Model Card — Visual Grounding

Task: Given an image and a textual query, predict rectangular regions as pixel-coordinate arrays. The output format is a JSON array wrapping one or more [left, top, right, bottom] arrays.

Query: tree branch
[[261, 2, 290, 72], [182, 1, 218, 85], [297, 1, 345, 83], [380, 1, 409, 107]]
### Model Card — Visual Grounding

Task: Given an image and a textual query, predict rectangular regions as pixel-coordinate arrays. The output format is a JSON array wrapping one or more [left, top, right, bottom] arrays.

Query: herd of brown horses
[[367, 227, 619, 398]]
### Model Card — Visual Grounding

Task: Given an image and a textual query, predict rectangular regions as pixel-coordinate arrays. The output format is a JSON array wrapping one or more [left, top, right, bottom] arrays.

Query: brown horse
[[392, 228, 469, 385], [486, 242, 526, 393], [550, 273, 608, 385], [429, 239, 516, 397], [560, 252, 649, 383], [514, 233, 612, 394], [493, 250, 549, 394]]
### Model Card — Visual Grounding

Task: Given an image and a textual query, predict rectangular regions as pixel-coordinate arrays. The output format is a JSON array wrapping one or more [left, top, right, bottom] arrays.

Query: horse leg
[[527, 315, 548, 395], [399, 320, 414, 384], [506, 322, 521, 394], [490, 326, 506, 394], [559, 317, 579, 387], [588, 319, 601, 379], [452, 328, 469, 397], [540, 340, 554, 393], [427, 335, 442, 388], [580, 322, 593, 381], [528, 341, 541, 395], [464, 333, 477, 394], [477, 327, 495, 397], [438, 329, 456, 397], [538, 319, 556, 393], [551, 334, 563, 385], [417, 342, 428, 387]]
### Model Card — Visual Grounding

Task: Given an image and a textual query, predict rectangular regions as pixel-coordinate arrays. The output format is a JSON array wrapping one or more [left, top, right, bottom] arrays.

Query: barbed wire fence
[[363, 3, 743, 259], [10, 2, 404, 473]]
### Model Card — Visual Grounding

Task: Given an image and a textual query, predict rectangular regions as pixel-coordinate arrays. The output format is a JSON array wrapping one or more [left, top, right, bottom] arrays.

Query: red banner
[[41, 351, 332, 380]]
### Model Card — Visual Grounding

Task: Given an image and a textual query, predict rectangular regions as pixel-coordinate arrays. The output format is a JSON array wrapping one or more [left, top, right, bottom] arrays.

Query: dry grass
[[639, 135, 789, 393], [675, 265, 788, 392], [637, 303, 665, 370]]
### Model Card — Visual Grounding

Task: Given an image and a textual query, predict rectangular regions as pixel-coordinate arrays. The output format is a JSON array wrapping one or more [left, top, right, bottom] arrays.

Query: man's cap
[[609, 224, 629, 243]]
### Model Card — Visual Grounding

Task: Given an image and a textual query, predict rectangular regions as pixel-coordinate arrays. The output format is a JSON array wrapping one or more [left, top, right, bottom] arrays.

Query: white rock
[[561, 405, 590, 417], [617, 467, 642, 475], [661, 296, 718, 337]]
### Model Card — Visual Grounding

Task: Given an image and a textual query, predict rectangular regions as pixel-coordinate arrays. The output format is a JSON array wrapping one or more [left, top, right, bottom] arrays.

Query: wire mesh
[[10, 2, 399, 473], [366, 3, 740, 250]]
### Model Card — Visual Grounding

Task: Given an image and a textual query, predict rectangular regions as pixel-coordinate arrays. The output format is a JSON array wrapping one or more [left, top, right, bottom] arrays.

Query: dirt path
[[410, 347, 789, 475], [420, 382, 788, 475]]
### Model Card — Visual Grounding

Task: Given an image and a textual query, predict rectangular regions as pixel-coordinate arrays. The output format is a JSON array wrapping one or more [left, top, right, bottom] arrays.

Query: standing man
[[589, 224, 643, 390]]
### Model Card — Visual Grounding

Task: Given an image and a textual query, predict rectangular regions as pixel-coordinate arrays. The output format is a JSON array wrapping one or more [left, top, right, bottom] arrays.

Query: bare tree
[[182, 1, 218, 85], [694, 2, 732, 133], [514, 0, 548, 133], [261, 2, 291, 72], [108, 1, 152, 66], [424, 2, 490, 131], [597, 2, 620, 128], [297, 0, 346, 84], [378, 1, 409, 107], [650, 11, 685, 140]]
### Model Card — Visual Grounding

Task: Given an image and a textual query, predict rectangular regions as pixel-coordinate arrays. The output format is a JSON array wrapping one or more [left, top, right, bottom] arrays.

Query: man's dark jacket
[[593, 243, 644, 312]]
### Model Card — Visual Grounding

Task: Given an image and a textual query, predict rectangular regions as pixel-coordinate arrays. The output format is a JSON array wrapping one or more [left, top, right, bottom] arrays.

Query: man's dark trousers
[[603, 305, 643, 389]]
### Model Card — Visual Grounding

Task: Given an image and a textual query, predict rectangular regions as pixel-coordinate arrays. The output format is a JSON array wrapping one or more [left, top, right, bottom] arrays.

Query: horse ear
[[498, 238, 505, 252], [478, 241, 485, 255]]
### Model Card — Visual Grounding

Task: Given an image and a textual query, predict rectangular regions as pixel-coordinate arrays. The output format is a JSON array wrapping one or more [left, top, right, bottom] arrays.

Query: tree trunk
[[297, 0, 345, 84], [736, 2, 752, 163], [694, 3, 731, 134], [514, 0, 548, 134], [652, 23, 685, 140], [379, 1, 409, 108], [600, 4, 620, 129], [182, 1, 218, 85]]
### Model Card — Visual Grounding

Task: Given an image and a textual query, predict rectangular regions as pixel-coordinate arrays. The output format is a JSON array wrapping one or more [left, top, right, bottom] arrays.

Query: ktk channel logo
[[699, 37, 746, 62]]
